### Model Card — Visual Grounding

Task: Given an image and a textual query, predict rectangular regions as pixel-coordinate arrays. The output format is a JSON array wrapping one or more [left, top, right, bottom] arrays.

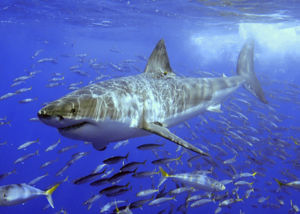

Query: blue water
[[1, 1, 300, 213]]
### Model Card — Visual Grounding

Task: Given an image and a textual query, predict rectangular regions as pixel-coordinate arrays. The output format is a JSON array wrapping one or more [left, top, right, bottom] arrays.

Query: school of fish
[[0, 38, 300, 214]]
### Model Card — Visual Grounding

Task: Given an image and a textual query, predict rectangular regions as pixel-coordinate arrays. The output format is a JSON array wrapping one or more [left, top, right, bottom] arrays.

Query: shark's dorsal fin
[[144, 39, 174, 78]]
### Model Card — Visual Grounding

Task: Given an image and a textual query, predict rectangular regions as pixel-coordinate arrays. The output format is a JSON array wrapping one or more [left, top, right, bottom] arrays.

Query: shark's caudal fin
[[237, 40, 268, 104]]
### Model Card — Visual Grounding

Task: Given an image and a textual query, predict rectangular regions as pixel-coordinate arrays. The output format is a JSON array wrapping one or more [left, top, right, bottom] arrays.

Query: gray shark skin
[[38, 39, 267, 156]]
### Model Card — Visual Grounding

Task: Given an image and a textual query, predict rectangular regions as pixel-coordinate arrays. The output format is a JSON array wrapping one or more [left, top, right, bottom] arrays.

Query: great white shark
[[38, 39, 267, 156]]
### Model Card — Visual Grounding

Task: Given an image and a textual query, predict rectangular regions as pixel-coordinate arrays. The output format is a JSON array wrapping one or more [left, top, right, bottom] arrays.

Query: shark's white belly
[[58, 119, 149, 149]]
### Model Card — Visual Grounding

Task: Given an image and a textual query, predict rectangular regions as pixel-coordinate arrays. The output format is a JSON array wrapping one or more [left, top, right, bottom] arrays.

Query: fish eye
[[3, 193, 6, 198]]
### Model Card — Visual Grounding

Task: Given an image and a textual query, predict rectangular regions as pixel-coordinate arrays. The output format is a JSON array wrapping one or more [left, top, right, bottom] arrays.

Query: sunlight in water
[[239, 23, 300, 55]]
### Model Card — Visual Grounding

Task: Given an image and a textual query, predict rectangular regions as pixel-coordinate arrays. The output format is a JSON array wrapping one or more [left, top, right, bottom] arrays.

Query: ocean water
[[1, 0, 300, 214]]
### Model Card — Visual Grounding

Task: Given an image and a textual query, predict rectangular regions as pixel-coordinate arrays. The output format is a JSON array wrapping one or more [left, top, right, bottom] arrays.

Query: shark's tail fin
[[237, 40, 268, 104]]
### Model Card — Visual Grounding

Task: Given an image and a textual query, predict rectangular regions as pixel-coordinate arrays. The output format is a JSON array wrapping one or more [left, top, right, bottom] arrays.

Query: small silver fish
[[190, 198, 213, 207], [40, 159, 58, 169], [19, 98, 38, 104], [234, 181, 253, 187], [0, 92, 16, 101], [14, 150, 39, 164], [100, 200, 126, 213], [83, 194, 101, 210], [15, 87, 32, 94], [57, 144, 77, 153], [136, 189, 158, 197], [32, 49, 43, 58], [17, 138, 39, 150], [28, 173, 49, 185], [148, 196, 176, 206], [46, 82, 64, 88], [10, 81, 25, 87], [13, 75, 32, 82], [223, 155, 236, 164], [37, 58, 57, 64], [45, 139, 61, 152], [0, 169, 16, 180]]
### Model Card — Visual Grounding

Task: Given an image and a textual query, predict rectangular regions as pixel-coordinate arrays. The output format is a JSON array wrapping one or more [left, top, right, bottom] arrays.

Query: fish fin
[[159, 166, 169, 177], [222, 73, 227, 77], [45, 183, 60, 208], [274, 178, 285, 187], [144, 39, 174, 78], [207, 104, 222, 113], [142, 121, 209, 156], [115, 200, 120, 213], [125, 152, 129, 160], [175, 154, 183, 161], [236, 39, 268, 104], [252, 172, 257, 178]]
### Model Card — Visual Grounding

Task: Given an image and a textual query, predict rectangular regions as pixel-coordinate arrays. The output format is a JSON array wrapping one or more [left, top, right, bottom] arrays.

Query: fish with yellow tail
[[0, 183, 60, 208], [159, 167, 225, 192], [275, 179, 300, 189]]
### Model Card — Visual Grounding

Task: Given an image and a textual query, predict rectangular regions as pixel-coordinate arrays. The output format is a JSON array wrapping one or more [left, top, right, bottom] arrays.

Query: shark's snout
[[38, 109, 64, 121], [37, 109, 49, 119]]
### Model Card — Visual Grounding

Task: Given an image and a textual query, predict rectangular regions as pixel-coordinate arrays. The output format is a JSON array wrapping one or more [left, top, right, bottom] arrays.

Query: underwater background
[[1, 0, 300, 213]]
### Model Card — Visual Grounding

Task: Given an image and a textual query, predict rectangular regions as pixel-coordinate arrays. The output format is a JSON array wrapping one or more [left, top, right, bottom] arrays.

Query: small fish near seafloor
[[37, 39, 267, 156]]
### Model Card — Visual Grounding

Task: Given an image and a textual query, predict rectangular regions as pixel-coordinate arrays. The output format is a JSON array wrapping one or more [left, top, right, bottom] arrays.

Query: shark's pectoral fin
[[207, 104, 222, 113], [92, 142, 107, 151], [142, 122, 209, 156]]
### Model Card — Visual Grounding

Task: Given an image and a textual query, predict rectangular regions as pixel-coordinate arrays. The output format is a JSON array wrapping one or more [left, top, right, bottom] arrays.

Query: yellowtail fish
[[151, 154, 182, 165], [275, 179, 300, 189], [159, 167, 225, 192], [0, 183, 59, 208]]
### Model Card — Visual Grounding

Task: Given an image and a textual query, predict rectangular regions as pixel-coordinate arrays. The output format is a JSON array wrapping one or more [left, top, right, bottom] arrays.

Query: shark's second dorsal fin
[[144, 39, 174, 78]]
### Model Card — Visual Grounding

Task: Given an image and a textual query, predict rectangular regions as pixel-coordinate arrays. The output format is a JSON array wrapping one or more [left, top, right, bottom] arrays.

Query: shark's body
[[38, 39, 267, 155]]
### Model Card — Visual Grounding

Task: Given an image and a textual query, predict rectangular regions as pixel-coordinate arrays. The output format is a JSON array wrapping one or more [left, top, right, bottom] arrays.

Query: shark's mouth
[[58, 122, 89, 131]]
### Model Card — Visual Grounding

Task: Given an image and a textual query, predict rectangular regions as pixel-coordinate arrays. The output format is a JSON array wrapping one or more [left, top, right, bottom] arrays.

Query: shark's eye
[[70, 108, 77, 114]]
